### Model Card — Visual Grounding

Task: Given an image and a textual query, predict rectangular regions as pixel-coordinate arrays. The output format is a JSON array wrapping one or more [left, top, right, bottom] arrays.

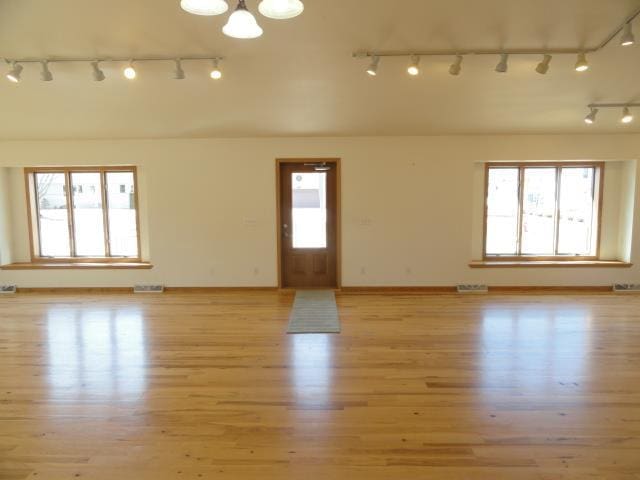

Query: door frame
[[275, 158, 341, 289]]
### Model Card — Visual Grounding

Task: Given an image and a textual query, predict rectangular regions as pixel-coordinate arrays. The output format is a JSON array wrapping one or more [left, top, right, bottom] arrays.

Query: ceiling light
[[174, 59, 185, 80], [621, 106, 634, 123], [366, 56, 380, 76], [449, 55, 463, 76], [495, 54, 509, 73], [621, 22, 635, 46], [124, 61, 137, 80], [40, 61, 53, 82], [91, 61, 105, 81], [180, 0, 229, 15], [6, 62, 23, 83], [258, 0, 304, 19], [223, 0, 263, 39], [584, 107, 598, 124], [407, 55, 420, 76], [210, 59, 222, 79], [535, 54, 552, 74], [575, 53, 589, 72]]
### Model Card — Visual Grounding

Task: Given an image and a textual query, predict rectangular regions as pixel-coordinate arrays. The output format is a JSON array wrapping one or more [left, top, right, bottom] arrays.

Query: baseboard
[[340, 285, 612, 294], [15, 286, 279, 294]]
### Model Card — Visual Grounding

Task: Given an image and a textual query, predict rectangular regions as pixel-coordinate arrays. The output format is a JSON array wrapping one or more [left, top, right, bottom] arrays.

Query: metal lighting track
[[353, 6, 640, 59]]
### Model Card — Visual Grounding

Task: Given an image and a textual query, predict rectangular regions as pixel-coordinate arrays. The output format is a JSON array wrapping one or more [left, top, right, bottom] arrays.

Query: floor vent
[[133, 284, 164, 293], [457, 284, 489, 294], [613, 283, 640, 293], [0, 285, 17, 294]]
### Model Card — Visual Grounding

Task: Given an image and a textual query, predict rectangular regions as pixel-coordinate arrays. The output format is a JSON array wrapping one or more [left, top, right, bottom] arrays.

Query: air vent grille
[[457, 284, 489, 294], [133, 284, 164, 293], [0, 285, 17, 294]]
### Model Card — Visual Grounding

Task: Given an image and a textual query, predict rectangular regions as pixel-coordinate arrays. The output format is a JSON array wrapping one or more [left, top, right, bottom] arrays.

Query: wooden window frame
[[483, 162, 604, 261], [24, 166, 142, 264]]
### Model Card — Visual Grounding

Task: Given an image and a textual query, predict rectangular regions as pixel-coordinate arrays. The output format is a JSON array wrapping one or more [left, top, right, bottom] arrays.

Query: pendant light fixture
[[181, 0, 229, 16], [223, 0, 263, 39], [258, 0, 304, 20]]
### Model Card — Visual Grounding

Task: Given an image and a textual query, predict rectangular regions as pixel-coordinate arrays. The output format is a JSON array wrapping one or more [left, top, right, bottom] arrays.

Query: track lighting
[[495, 54, 509, 73], [366, 56, 380, 76], [180, 0, 229, 15], [407, 55, 420, 76], [584, 107, 598, 124], [621, 106, 634, 123], [223, 0, 263, 39], [535, 54, 552, 74], [575, 53, 589, 72], [449, 55, 463, 76], [6, 62, 23, 83], [258, 0, 304, 20], [124, 61, 137, 80], [621, 22, 635, 46], [174, 59, 185, 79], [210, 59, 223, 79], [91, 61, 106, 81], [40, 61, 53, 82]]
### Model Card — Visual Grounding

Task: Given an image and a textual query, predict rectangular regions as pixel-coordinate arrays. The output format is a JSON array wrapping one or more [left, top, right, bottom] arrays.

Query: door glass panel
[[486, 168, 519, 255], [521, 168, 557, 255], [35, 172, 71, 257], [291, 172, 327, 248], [71, 172, 105, 256], [106, 172, 139, 257], [557, 167, 595, 255]]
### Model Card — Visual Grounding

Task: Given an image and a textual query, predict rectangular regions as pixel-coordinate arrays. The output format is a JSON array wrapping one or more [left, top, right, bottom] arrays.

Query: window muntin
[[484, 163, 601, 259], [27, 167, 140, 261]]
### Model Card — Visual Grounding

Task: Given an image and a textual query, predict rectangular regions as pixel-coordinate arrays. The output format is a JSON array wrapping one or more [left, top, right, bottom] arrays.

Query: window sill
[[469, 260, 632, 268], [0, 262, 153, 270]]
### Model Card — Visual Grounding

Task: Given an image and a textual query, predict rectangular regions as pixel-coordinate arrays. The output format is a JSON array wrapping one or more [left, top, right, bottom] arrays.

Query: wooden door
[[278, 161, 338, 288]]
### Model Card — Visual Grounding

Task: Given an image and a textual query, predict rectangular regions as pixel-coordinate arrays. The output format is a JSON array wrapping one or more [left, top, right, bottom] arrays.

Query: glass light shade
[[223, 6, 263, 39], [258, 0, 304, 20], [181, 0, 229, 16]]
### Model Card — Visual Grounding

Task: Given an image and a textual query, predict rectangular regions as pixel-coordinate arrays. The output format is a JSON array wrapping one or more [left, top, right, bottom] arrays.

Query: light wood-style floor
[[1, 291, 640, 479]]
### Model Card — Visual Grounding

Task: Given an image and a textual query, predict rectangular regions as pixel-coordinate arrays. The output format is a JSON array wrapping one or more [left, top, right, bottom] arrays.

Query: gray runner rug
[[287, 290, 341, 334]]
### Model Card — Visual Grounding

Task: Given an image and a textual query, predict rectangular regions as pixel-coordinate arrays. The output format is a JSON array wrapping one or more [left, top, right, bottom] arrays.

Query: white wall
[[0, 168, 13, 266], [0, 135, 638, 288]]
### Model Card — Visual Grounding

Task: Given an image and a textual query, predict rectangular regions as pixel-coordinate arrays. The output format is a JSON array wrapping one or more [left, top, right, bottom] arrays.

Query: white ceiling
[[1, 0, 640, 140]]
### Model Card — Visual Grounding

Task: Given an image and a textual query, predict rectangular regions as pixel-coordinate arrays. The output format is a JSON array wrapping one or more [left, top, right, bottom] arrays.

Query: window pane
[[291, 172, 327, 249], [35, 173, 71, 257], [486, 168, 519, 255], [557, 168, 595, 255], [106, 172, 139, 257], [71, 172, 105, 257], [521, 168, 557, 255]]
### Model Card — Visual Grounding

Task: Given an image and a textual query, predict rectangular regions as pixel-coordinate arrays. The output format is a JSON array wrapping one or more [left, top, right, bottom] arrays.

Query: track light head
[[575, 52, 589, 72], [407, 55, 420, 76], [449, 55, 463, 76], [366, 56, 380, 76], [124, 60, 137, 80], [6, 62, 23, 83], [584, 107, 598, 124], [621, 22, 635, 46], [535, 54, 552, 75], [174, 59, 185, 80], [495, 54, 509, 73], [622, 106, 634, 124], [40, 61, 53, 82], [91, 61, 106, 81], [210, 58, 222, 79]]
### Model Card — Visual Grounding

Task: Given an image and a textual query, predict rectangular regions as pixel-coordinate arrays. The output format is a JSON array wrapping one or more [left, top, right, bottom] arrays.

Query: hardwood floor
[[1, 291, 640, 479]]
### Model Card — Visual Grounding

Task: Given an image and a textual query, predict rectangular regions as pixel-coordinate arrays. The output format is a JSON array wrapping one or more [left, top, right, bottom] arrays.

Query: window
[[25, 167, 140, 261], [484, 163, 603, 259]]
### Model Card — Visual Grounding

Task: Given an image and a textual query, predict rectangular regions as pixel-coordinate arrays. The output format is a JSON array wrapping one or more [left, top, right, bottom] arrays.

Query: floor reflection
[[289, 334, 333, 408], [46, 306, 147, 399], [480, 304, 591, 398]]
